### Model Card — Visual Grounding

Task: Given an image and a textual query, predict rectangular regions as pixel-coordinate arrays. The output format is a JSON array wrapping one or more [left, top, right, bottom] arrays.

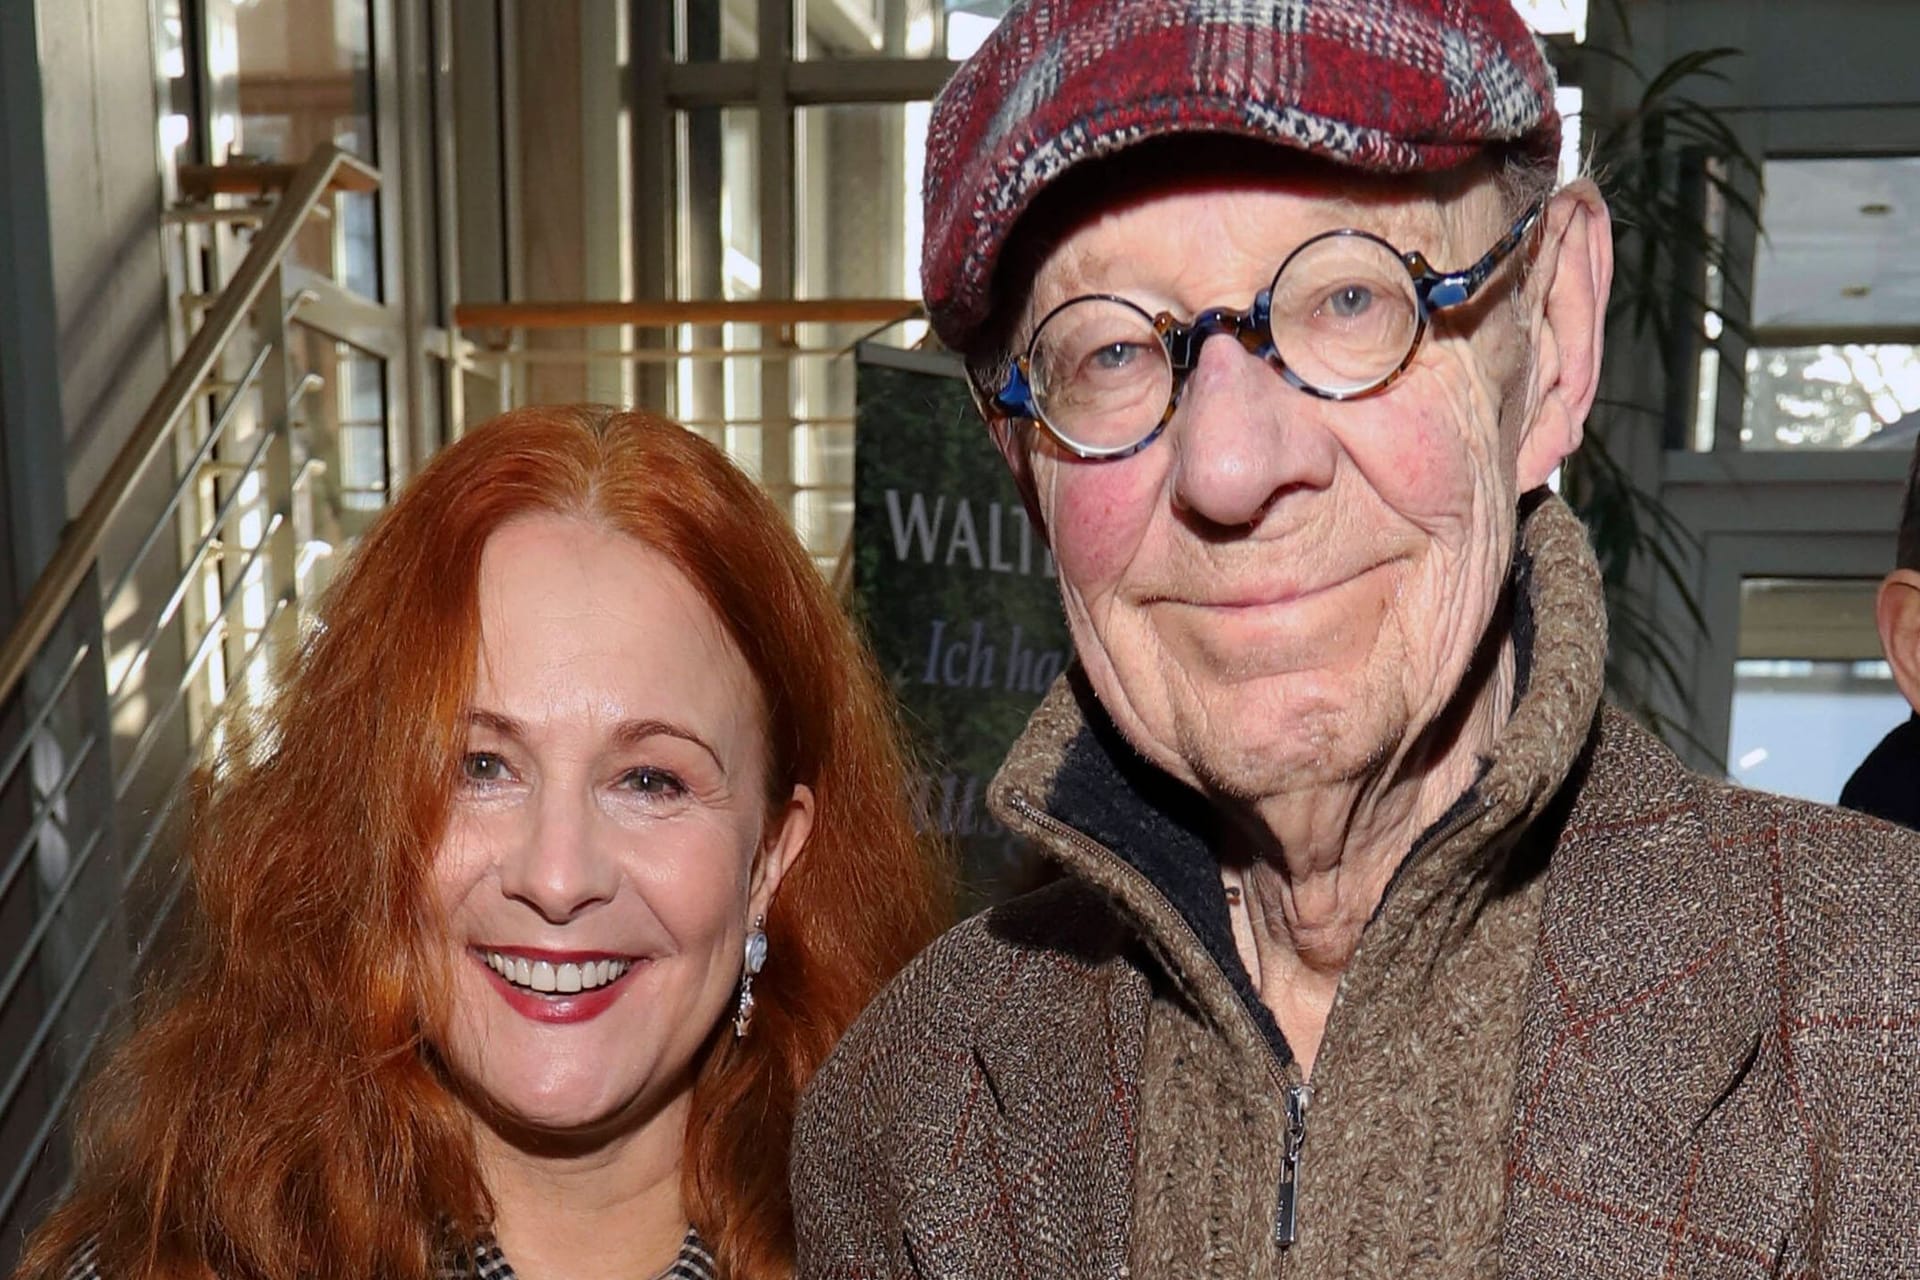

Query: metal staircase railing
[[0, 143, 383, 1264]]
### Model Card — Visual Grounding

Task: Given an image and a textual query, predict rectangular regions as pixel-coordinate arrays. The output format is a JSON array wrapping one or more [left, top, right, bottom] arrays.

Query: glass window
[[1742, 156, 1920, 450], [1727, 578, 1908, 803], [232, 0, 382, 298], [773, 0, 1584, 61], [943, 1, 1006, 59], [796, 0, 969, 58], [1553, 85, 1584, 186], [675, 109, 764, 461], [289, 334, 390, 557], [158, 0, 195, 167], [794, 104, 923, 300], [789, 104, 928, 555], [1512, 0, 1587, 41], [1741, 343, 1920, 451], [676, 0, 759, 61]]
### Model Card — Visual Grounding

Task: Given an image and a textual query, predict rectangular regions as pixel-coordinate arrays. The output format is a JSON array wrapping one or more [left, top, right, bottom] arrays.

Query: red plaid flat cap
[[923, 0, 1562, 352]]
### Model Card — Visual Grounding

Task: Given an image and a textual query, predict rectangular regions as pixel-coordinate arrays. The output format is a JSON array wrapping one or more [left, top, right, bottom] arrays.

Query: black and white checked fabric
[[448, 1229, 715, 1280], [65, 1228, 716, 1280]]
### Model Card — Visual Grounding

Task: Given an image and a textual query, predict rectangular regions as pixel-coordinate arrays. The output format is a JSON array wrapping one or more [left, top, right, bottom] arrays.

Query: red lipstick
[[470, 947, 642, 1025]]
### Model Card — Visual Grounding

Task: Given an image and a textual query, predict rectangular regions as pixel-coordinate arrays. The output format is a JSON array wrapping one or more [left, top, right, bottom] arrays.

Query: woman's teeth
[[482, 952, 632, 995]]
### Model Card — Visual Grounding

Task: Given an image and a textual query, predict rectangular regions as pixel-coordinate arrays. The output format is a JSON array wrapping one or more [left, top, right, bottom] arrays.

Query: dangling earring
[[734, 915, 768, 1039]]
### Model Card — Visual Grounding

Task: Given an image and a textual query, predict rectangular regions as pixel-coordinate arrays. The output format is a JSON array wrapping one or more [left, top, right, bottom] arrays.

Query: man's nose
[[1168, 334, 1338, 529], [497, 788, 621, 925]]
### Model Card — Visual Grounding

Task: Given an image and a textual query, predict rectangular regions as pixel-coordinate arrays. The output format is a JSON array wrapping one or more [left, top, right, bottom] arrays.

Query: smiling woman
[[12, 407, 947, 1280]]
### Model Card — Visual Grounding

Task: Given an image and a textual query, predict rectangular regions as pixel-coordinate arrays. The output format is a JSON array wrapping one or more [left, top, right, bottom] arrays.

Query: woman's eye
[[461, 752, 509, 784], [622, 767, 686, 799]]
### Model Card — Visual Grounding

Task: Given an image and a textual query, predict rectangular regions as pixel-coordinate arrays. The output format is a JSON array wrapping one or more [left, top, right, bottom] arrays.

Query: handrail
[[176, 158, 380, 200], [0, 143, 379, 711], [452, 297, 923, 330]]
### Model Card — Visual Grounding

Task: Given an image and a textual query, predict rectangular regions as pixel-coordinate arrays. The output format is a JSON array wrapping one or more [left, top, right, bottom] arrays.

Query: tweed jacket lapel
[[885, 877, 1147, 1280], [1504, 711, 1800, 1272]]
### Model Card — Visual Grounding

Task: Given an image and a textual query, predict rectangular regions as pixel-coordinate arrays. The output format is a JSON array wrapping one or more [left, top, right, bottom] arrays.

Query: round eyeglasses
[[984, 200, 1545, 460]]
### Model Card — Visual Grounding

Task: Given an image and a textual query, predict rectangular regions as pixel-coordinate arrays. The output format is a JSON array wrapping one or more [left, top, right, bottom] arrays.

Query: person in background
[[792, 0, 1920, 1275], [1840, 436, 1920, 829], [15, 406, 946, 1280]]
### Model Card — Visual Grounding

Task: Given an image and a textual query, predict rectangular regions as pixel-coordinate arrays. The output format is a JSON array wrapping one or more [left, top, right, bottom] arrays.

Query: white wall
[[36, 0, 171, 515]]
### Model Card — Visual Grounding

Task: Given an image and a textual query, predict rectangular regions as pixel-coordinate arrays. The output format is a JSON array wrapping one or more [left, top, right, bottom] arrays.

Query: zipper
[[1005, 787, 1495, 1255], [1273, 1082, 1314, 1246]]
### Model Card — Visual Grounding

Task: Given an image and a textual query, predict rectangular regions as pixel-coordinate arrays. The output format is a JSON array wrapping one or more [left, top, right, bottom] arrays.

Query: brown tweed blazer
[[794, 497, 1920, 1278]]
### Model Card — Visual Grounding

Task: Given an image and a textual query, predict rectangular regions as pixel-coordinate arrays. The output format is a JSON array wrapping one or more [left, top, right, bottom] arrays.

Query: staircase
[[0, 144, 391, 1266]]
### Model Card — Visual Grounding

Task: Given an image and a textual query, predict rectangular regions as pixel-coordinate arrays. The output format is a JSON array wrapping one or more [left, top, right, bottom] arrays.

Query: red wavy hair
[[14, 406, 948, 1280]]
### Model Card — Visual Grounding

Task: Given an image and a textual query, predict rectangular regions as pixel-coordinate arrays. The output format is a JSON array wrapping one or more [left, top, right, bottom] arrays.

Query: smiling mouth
[[1161, 560, 1391, 612], [479, 950, 635, 995]]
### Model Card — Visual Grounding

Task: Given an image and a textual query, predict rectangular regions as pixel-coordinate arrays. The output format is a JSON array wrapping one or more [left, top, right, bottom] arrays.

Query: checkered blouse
[[451, 1230, 714, 1280]]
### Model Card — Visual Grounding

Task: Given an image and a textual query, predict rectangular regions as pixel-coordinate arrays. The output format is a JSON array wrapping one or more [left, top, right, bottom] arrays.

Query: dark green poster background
[[851, 343, 1071, 906]]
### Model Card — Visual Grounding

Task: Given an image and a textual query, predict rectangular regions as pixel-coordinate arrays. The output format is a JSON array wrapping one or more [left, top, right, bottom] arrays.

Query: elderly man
[[795, 0, 1920, 1274]]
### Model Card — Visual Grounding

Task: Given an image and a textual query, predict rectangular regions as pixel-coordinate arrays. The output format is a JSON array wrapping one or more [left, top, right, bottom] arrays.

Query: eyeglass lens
[[1027, 298, 1175, 455]]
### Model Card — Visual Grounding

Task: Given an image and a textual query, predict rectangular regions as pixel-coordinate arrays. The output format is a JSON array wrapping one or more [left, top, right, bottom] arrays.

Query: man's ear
[[1876, 569, 1920, 714], [1516, 180, 1614, 491]]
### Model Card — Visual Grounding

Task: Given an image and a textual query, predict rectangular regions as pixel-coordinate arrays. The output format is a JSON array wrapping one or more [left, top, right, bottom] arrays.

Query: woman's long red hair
[[14, 406, 948, 1280]]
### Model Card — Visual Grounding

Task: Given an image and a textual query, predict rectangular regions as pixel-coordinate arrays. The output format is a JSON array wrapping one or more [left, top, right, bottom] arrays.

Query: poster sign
[[850, 343, 1072, 905]]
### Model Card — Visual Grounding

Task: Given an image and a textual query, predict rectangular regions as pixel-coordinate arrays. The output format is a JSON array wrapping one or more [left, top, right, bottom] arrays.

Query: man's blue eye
[[1325, 285, 1375, 319], [1091, 342, 1141, 370]]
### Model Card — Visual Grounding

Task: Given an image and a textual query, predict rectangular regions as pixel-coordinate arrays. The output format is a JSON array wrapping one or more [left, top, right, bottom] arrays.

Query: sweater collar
[[987, 492, 1609, 1062]]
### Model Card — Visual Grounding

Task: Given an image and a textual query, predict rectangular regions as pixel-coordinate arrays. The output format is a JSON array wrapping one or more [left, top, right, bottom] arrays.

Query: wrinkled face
[[432, 514, 810, 1143], [1015, 172, 1546, 800]]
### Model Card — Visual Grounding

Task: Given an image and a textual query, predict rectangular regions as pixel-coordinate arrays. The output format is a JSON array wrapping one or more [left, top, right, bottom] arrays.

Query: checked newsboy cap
[[922, 0, 1563, 353]]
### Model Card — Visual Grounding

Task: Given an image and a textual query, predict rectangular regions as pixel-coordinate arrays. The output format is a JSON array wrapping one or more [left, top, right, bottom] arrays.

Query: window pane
[[677, 0, 757, 60], [1742, 343, 1920, 450], [799, 0, 928, 57], [795, 103, 924, 300], [234, 0, 381, 298], [1753, 157, 1920, 330], [783, 0, 1579, 59], [677, 108, 761, 302], [944, 2, 1005, 59], [675, 109, 763, 457], [158, 0, 194, 166], [1728, 578, 1907, 804], [1512, 0, 1587, 40], [791, 104, 928, 557], [1741, 156, 1920, 450], [1553, 86, 1583, 186], [290, 334, 390, 556]]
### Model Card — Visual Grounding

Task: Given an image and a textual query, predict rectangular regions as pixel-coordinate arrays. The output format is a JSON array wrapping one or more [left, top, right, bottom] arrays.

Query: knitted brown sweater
[[794, 496, 1920, 1278]]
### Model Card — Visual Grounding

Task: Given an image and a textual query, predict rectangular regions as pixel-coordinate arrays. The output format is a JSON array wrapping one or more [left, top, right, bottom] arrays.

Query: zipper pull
[[1273, 1083, 1314, 1248]]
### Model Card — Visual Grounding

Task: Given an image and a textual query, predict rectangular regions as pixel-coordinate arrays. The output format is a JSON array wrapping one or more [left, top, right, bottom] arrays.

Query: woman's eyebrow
[[611, 718, 724, 770], [464, 708, 525, 740]]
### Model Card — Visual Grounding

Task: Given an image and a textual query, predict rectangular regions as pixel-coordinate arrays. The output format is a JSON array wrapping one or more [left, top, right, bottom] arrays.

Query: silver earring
[[734, 915, 768, 1039]]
